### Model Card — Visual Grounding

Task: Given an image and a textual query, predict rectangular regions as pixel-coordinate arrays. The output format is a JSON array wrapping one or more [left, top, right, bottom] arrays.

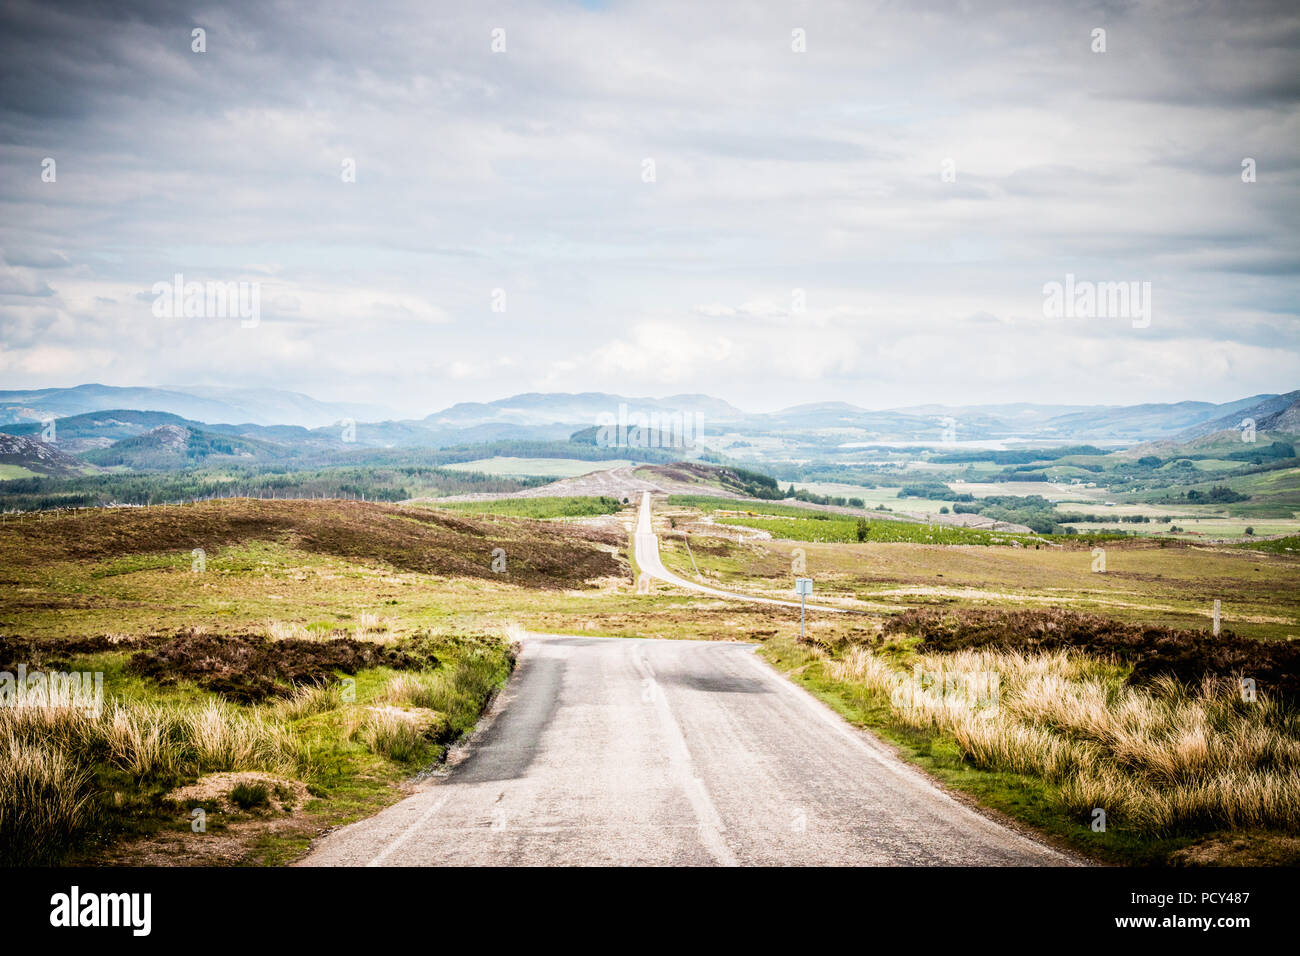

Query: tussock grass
[[827, 646, 1300, 834], [269, 682, 343, 723], [265, 618, 391, 644], [357, 650, 510, 761], [383, 673, 443, 710], [1, 629, 511, 864], [263, 620, 311, 641], [230, 781, 270, 810], [0, 697, 304, 864], [184, 700, 301, 774], [2, 698, 302, 779], [355, 709, 423, 762], [382, 652, 506, 732], [0, 733, 94, 866]]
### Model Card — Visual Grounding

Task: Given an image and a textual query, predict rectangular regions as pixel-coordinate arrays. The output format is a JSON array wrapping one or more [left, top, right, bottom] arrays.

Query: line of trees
[[0, 466, 549, 512]]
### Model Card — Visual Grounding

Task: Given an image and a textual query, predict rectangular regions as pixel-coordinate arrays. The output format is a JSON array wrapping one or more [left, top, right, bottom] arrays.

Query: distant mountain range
[[0, 384, 395, 429], [425, 392, 744, 428], [1173, 390, 1300, 440], [416, 390, 1299, 445], [0, 386, 1296, 473]]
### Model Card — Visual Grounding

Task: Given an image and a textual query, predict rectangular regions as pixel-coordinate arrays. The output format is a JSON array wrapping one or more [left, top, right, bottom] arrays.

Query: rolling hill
[[0, 434, 89, 477], [0, 383, 393, 428], [1258, 396, 1300, 434], [80, 424, 307, 470], [1174, 391, 1300, 440]]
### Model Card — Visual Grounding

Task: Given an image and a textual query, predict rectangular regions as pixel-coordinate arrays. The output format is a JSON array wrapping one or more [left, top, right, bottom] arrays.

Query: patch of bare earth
[[92, 772, 311, 867]]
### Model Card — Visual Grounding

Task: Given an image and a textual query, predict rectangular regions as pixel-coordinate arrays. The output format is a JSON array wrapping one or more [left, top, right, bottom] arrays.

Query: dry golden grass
[[0, 731, 94, 866], [383, 673, 446, 710], [0, 696, 306, 864], [354, 707, 423, 761], [262, 620, 313, 642], [269, 682, 343, 723], [827, 646, 1300, 833]]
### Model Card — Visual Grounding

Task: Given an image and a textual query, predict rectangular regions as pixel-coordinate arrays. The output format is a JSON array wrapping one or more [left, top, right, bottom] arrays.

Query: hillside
[[0, 409, 197, 453], [0, 384, 244, 427], [0, 497, 625, 589], [80, 424, 290, 470], [1174, 391, 1300, 440], [0, 383, 393, 428], [1259, 397, 1300, 434], [1037, 397, 1272, 442], [0, 434, 88, 477]]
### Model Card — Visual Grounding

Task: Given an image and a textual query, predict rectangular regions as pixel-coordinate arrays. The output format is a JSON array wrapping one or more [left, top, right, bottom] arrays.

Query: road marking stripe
[[630, 645, 739, 867], [366, 792, 455, 867]]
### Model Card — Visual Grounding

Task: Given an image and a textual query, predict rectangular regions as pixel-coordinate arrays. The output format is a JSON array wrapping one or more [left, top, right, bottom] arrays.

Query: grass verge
[[759, 628, 1300, 865], [0, 631, 513, 866]]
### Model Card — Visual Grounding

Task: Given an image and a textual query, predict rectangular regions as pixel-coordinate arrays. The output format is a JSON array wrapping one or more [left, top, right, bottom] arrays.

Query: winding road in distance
[[301, 495, 1071, 866], [632, 491, 848, 611]]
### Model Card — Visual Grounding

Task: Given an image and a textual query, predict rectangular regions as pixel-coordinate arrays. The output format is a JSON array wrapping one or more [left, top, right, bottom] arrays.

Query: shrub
[[356, 709, 423, 761], [230, 781, 270, 810], [384, 653, 505, 737]]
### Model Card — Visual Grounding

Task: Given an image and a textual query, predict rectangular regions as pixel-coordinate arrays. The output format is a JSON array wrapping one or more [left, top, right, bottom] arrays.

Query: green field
[[952, 480, 1106, 501], [671, 494, 1039, 544], [1240, 534, 1300, 554], [714, 514, 1026, 546], [790, 482, 951, 514], [430, 495, 627, 518], [1129, 466, 1300, 518]]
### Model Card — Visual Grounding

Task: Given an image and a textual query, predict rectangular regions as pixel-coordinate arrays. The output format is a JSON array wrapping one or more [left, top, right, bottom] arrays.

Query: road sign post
[[794, 578, 813, 641]]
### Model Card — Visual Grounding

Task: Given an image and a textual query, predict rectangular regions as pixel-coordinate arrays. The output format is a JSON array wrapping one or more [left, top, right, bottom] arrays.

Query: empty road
[[302, 634, 1069, 866], [633, 491, 848, 612]]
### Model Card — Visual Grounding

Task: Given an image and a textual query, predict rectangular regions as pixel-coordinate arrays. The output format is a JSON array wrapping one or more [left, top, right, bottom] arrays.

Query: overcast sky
[[1, 0, 1297, 416]]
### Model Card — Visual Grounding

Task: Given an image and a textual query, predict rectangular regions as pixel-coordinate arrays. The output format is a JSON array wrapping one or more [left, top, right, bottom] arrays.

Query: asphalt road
[[633, 491, 848, 612], [302, 633, 1069, 866]]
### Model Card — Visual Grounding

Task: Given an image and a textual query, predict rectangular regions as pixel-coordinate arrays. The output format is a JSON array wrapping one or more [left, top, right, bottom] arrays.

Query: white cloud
[[0, 0, 1294, 411]]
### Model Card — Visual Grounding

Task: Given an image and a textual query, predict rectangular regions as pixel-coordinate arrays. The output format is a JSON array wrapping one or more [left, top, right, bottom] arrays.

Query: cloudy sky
[[1, 0, 1297, 417]]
